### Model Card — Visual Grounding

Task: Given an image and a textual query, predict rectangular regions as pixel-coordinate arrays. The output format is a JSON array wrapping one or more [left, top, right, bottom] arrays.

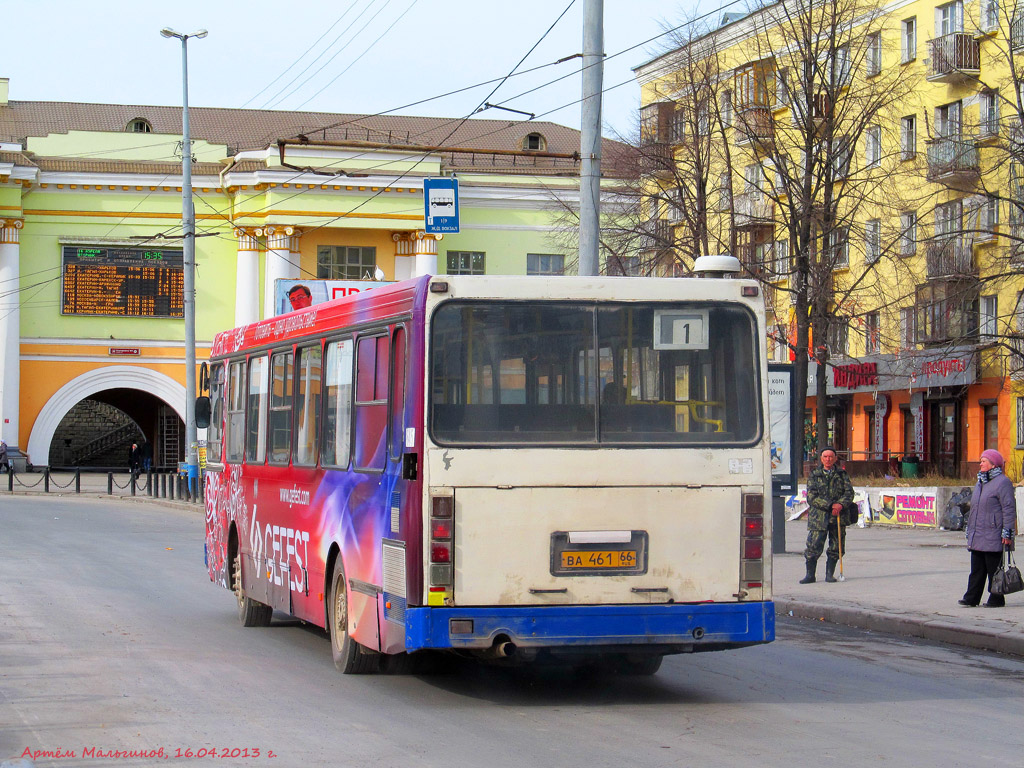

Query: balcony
[[928, 33, 980, 82], [735, 106, 774, 147], [639, 218, 673, 252], [639, 141, 674, 179], [926, 237, 976, 277], [733, 192, 774, 230], [926, 138, 979, 185]]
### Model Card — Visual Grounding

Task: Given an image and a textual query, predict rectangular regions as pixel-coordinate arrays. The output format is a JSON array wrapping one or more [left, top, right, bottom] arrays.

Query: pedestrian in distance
[[800, 446, 855, 584], [0, 438, 9, 473], [128, 442, 141, 476], [959, 449, 1017, 608], [141, 441, 153, 472]]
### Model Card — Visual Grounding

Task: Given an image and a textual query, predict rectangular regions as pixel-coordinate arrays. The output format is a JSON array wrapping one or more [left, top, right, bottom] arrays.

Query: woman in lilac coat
[[960, 449, 1017, 608]]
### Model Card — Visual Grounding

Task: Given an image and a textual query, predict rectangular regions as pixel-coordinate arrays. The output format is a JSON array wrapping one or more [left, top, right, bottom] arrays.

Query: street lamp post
[[161, 26, 207, 501]]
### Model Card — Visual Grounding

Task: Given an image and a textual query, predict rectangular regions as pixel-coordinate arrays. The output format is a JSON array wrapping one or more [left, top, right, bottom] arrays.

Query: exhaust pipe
[[481, 640, 518, 659]]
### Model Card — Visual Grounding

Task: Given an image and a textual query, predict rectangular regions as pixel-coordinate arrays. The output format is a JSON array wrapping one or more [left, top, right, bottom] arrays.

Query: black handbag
[[991, 550, 1023, 596], [841, 501, 859, 527]]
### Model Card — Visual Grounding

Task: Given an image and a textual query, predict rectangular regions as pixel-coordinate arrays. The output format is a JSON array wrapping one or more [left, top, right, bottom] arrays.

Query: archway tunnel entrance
[[48, 388, 184, 471]]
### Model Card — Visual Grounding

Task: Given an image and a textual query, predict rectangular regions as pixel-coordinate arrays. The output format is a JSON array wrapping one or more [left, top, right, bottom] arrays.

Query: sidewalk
[[775, 520, 1024, 657], [0, 469, 201, 508]]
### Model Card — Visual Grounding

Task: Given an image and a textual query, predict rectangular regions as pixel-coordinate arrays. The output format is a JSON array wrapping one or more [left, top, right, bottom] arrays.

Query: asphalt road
[[2, 496, 1023, 768]]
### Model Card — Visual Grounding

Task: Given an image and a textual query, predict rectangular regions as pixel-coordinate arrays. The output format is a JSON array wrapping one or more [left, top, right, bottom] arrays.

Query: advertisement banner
[[768, 363, 796, 494], [872, 489, 937, 527], [274, 279, 393, 316]]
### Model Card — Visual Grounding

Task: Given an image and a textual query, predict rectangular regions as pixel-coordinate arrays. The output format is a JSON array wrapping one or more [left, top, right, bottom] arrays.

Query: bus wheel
[[329, 558, 378, 674], [615, 654, 663, 676], [234, 553, 272, 627]]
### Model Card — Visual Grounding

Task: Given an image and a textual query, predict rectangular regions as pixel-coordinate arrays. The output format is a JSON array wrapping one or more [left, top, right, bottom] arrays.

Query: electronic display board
[[61, 246, 184, 317]]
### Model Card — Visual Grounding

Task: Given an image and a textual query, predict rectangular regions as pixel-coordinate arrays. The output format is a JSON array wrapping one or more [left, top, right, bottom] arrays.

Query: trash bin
[[901, 455, 920, 478]]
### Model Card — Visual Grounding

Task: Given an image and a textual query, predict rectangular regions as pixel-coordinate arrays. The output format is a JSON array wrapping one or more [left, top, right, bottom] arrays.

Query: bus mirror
[[195, 396, 211, 429]]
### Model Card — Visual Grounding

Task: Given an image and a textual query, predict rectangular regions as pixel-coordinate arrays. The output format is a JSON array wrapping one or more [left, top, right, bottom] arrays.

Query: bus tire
[[616, 654, 663, 676], [234, 553, 272, 627], [329, 558, 378, 674]]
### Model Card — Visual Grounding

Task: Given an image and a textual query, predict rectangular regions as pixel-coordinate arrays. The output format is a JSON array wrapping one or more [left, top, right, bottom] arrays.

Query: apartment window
[[719, 172, 732, 211], [865, 125, 881, 168], [935, 199, 963, 237], [900, 306, 916, 349], [828, 318, 849, 355], [527, 253, 565, 275], [833, 136, 852, 177], [829, 228, 850, 267], [447, 251, 485, 275], [865, 311, 881, 354], [982, 196, 1000, 230], [901, 18, 917, 63], [901, 115, 917, 160], [900, 212, 918, 256], [832, 45, 852, 86], [980, 294, 998, 336], [668, 108, 686, 144], [696, 102, 710, 136], [1017, 397, 1024, 447], [317, 246, 376, 280], [773, 239, 790, 276], [982, 0, 999, 31], [936, 101, 962, 139], [866, 219, 882, 264], [744, 163, 765, 195], [937, 1, 964, 36], [980, 91, 999, 137], [775, 68, 789, 107], [866, 33, 882, 77], [721, 90, 733, 128], [126, 118, 152, 133]]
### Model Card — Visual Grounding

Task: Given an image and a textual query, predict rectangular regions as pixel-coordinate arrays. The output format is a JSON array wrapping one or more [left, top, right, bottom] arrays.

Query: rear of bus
[[404, 274, 774, 668]]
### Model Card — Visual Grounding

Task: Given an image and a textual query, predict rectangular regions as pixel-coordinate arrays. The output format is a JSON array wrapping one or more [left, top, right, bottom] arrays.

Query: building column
[[0, 219, 22, 463], [234, 228, 261, 327], [393, 230, 442, 279], [264, 226, 301, 318]]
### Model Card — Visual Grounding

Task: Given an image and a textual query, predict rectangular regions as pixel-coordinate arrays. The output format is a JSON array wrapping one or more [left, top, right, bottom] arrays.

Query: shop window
[[984, 404, 998, 450]]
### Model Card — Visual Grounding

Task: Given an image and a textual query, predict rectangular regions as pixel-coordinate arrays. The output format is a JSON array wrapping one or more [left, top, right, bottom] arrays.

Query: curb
[[775, 598, 1024, 658]]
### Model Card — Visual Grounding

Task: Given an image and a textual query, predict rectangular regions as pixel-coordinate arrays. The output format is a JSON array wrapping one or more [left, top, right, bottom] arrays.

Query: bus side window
[[268, 350, 293, 465], [226, 360, 246, 463], [354, 333, 389, 471], [294, 344, 322, 466], [322, 339, 353, 468], [389, 326, 406, 461], [246, 355, 269, 464], [207, 362, 225, 463]]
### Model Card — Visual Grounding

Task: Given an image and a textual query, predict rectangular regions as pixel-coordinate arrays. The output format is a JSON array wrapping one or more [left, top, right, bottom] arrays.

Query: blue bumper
[[405, 601, 774, 651]]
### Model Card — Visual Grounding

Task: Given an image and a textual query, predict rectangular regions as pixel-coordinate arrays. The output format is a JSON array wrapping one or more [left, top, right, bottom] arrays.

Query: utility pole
[[578, 0, 603, 276], [161, 27, 207, 500]]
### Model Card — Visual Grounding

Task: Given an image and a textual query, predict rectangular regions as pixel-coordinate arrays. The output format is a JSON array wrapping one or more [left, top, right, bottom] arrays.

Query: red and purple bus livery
[[204, 271, 774, 674]]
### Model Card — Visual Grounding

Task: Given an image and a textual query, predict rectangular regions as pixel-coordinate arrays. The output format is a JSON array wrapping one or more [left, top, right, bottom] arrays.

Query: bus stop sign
[[424, 178, 459, 234]]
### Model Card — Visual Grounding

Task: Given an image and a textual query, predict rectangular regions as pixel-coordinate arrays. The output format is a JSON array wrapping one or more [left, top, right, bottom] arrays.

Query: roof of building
[[0, 100, 633, 176]]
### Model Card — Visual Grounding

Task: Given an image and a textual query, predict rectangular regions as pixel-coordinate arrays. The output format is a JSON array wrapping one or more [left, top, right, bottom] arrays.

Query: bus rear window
[[429, 302, 760, 446]]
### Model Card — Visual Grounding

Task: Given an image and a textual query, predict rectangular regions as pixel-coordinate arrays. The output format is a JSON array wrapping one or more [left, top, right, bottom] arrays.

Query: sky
[[1, 0, 725, 143]]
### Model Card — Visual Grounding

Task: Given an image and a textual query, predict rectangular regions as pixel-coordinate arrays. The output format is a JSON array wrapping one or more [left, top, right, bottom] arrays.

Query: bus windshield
[[430, 301, 760, 445]]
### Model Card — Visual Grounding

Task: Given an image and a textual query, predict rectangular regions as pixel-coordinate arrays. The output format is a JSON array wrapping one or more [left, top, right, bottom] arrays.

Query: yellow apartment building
[[635, 0, 1024, 479]]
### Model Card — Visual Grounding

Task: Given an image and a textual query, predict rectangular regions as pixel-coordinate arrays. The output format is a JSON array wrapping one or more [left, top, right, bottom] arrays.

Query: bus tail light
[[429, 492, 454, 594], [741, 493, 765, 591]]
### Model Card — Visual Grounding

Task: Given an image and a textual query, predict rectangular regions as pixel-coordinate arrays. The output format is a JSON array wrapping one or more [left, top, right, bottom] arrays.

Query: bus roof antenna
[[693, 254, 742, 277]]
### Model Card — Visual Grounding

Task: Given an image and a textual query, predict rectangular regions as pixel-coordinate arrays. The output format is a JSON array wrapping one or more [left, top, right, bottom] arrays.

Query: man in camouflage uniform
[[800, 446, 854, 584]]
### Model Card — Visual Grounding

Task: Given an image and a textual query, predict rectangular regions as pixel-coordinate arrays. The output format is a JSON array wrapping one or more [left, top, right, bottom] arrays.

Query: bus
[[203, 267, 774, 675]]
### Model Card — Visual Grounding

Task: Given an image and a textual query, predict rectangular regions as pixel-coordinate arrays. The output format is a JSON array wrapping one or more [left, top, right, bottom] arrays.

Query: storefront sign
[[833, 362, 879, 389], [807, 347, 977, 396]]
